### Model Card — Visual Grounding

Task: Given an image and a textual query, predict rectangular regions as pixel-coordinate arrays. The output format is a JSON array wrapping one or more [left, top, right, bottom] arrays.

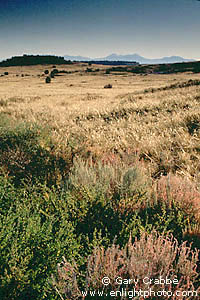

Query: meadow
[[0, 63, 200, 299]]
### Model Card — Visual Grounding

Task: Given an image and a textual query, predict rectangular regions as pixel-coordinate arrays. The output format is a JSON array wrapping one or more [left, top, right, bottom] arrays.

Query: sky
[[0, 0, 200, 60]]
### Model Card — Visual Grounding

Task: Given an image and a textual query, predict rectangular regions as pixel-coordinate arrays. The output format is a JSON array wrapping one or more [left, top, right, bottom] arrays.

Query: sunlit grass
[[0, 64, 200, 299]]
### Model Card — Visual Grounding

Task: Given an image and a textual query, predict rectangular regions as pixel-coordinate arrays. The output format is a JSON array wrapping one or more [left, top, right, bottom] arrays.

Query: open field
[[0, 64, 200, 299], [1, 64, 200, 179]]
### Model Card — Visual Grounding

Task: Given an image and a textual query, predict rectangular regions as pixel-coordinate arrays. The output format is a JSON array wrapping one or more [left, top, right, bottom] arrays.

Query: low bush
[[61, 158, 198, 245], [0, 178, 81, 300], [185, 113, 200, 135], [104, 83, 112, 88], [65, 157, 149, 204], [0, 99, 8, 107], [0, 121, 69, 187], [52, 231, 200, 299], [1, 168, 199, 299], [86, 68, 93, 73], [49, 69, 59, 78], [52, 68, 59, 74], [46, 76, 51, 83], [154, 174, 200, 220]]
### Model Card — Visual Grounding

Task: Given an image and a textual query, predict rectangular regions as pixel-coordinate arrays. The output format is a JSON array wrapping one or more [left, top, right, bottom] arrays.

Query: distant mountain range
[[64, 53, 195, 64]]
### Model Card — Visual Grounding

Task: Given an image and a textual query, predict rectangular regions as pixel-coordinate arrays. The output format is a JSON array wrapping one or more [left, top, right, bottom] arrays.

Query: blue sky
[[0, 0, 200, 60]]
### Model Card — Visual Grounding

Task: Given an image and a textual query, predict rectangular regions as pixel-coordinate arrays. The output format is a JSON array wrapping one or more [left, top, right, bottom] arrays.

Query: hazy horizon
[[0, 52, 198, 61], [0, 0, 200, 61]]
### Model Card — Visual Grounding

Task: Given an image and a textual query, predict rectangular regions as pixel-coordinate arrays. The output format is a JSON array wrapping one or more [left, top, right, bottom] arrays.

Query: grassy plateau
[[0, 63, 200, 299]]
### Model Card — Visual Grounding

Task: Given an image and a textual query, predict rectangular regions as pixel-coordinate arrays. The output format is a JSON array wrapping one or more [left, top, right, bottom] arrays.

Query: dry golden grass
[[1, 64, 200, 298], [0, 64, 200, 183]]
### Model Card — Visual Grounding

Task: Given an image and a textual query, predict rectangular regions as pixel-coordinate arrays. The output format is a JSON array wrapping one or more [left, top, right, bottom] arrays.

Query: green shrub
[[0, 121, 69, 187], [185, 113, 200, 135], [44, 69, 49, 75], [49, 68, 59, 79], [0, 99, 8, 107], [104, 83, 112, 88], [52, 68, 59, 75], [45, 76, 51, 83], [86, 68, 92, 73], [63, 158, 197, 245], [65, 158, 149, 201], [0, 180, 81, 300], [0, 172, 198, 299]]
